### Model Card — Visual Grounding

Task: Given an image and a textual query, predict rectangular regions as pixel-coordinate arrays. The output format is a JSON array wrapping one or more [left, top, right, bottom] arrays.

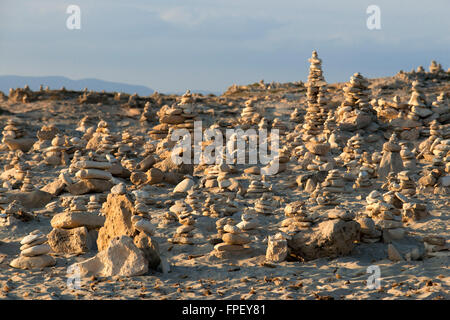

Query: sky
[[0, 0, 449, 93]]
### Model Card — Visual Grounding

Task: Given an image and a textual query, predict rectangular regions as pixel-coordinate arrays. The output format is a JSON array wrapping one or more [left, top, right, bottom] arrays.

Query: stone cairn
[[69, 155, 114, 194], [310, 184, 338, 207], [254, 193, 273, 215], [378, 133, 404, 179], [48, 197, 105, 254], [20, 170, 35, 192], [151, 90, 199, 140], [302, 50, 328, 141], [213, 221, 252, 259], [246, 177, 271, 197], [407, 80, 434, 127], [364, 190, 405, 243], [172, 211, 196, 245], [335, 73, 372, 131], [10, 230, 55, 270], [131, 190, 155, 238], [240, 99, 261, 127], [400, 142, 417, 172], [140, 102, 155, 124], [431, 92, 449, 124], [43, 134, 69, 166], [280, 201, 313, 235], [322, 169, 346, 193]]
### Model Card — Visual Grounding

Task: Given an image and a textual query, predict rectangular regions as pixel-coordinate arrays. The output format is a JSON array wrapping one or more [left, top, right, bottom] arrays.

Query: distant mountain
[[0, 75, 154, 96]]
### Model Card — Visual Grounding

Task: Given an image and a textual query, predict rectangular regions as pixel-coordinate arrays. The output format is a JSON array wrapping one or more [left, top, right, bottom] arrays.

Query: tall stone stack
[[378, 133, 404, 180], [335, 73, 373, 131], [431, 92, 449, 124], [302, 50, 329, 142], [407, 81, 433, 125]]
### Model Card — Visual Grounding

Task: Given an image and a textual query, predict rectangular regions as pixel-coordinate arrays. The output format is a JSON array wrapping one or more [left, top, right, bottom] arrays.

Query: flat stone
[[21, 244, 51, 257], [51, 211, 105, 229], [10, 254, 55, 270]]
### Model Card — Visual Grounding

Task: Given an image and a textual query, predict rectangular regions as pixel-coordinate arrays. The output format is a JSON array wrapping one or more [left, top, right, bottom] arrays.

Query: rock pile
[[10, 231, 55, 270]]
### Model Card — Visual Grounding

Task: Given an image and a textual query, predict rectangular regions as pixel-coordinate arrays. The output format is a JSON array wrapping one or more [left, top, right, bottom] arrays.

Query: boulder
[[133, 233, 161, 270], [97, 193, 135, 251], [266, 234, 288, 262], [288, 219, 360, 260], [70, 236, 148, 277], [48, 226, 95, 254], [7, 190, 53, 209]]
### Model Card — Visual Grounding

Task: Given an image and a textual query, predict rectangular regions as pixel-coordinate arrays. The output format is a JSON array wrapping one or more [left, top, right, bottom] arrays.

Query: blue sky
[[0, 0, 448, 93]]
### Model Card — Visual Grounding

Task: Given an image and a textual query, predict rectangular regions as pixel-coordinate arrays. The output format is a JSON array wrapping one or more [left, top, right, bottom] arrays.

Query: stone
[[76, 168, 112, 180], [134, 218, 155, 235], [130, 171, 148, 185], [97, 193, 135, 251], [388, 243, 404, 261], [67, 179, 114, 195], [48, 227, 94, 254], [10, 255, 55, 270], [51, 211, 105, 229], [173, 178, 195, 193], [222, 233, 251, 245], [20, 233, 44, 245], [40, 178, 66, 196], [288, 219, 360, 260], [71, 236, 148, 277], [266, 234, 288, 262], [21, 243, 51, 257], [147, 168, 165, 184], [133, 233, 161, 270], [111, 183, 127, 195]]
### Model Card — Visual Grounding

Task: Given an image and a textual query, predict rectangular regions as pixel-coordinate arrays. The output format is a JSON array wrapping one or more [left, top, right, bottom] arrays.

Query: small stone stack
[[393, 171, 416, 196], [254, 193, 273, 215], [271, 118, 287, 136], [213, 222, 252, 259], [236, 210, 260, 232], [43, 134, 68, 166], [172, 211, 196, 245], [185, 188, 204, 214], [339, 133, 364, 163], [20, 170, 35, 192], [246, 178, 271, 197], [429, 60, 443, 74], [280, 201, 313, 235], [159, 90, 198, 137], [353, 170, 372, 189], [365, 190, 405, 243], [290, 107, 303, 123], [322, 169, 346, 193], [140, 102, 155, 124], [10, 231, 55, 270], [311, 185, 338, 207], [2, 118, 25, 141], [69, 157, 114, 195], [240, 99, 260, 126], [400, 142, 417, 171]]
